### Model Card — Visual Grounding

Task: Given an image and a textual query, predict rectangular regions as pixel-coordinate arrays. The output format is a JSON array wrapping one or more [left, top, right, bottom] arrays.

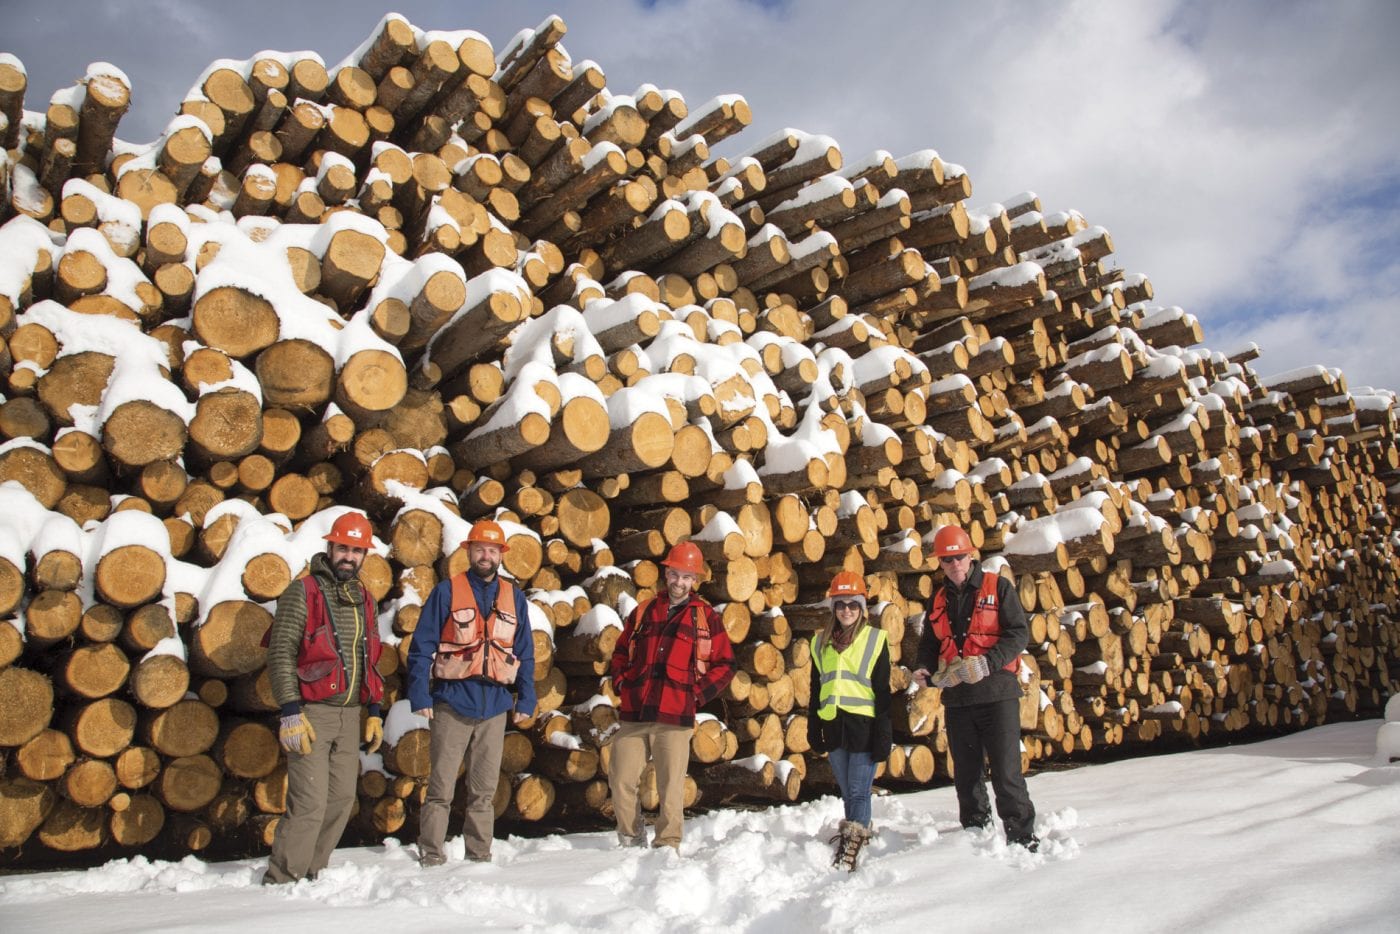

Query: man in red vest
[[913, 525, 1039, 851], [408, 519, 536, 866], [263, 510, 384, 884], [608, 541, 735, 852]]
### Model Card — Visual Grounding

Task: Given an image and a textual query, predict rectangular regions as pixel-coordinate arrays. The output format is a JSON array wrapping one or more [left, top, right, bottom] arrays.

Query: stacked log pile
[[2, 14, 1398, 862]]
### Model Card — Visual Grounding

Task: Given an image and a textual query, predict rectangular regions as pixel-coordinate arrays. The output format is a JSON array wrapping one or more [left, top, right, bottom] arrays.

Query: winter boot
[[1009, 833, 1040, 853], [833, 820, 871, 871], [828, 822, 850, 868]]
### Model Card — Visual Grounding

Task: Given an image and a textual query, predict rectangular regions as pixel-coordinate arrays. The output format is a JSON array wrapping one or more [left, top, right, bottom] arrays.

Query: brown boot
[[833, 820, 871, 871], [828, 822, 851, 868]]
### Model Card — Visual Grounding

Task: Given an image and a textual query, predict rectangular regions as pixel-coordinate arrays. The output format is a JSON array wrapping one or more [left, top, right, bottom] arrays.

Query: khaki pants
[[264, 704, 361, 883], [417, 705, 506, 861], [609, 721, 692, 850]]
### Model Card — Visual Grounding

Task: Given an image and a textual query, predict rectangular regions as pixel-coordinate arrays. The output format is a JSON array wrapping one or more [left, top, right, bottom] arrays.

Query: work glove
[[363, 715, 383, 754], [961, 655, 990, 685], [279, 713, 316, 756], [933, 658, 965, 689]]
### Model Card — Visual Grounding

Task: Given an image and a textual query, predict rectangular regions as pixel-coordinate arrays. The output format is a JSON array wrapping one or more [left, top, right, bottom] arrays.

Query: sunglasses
[[832, 600, 863, 612], [939, 554, 969, 565]]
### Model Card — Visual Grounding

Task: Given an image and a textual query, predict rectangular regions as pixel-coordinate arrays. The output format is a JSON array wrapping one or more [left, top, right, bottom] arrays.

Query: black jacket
[[915, 564, 1028, 708], [804, 627, 893, 759]]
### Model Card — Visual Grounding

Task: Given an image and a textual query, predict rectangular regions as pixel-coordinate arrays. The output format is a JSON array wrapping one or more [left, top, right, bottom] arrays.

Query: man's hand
[[933, 659, 965, 689], [279, 713, 316, 756], [512, 711, 530, 726], [911, 668, 931, 688], [414, 708, 434, 721], [363, 715, 383, 754], [961, 655, 990, 684]]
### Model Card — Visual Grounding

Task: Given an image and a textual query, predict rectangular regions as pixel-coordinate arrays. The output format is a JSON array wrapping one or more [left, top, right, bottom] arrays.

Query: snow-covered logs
[[1, 13, 1399, 864]]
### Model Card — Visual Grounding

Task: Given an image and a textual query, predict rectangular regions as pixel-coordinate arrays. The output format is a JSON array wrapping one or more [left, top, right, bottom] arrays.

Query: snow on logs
[[1, 10, 1399, 861]]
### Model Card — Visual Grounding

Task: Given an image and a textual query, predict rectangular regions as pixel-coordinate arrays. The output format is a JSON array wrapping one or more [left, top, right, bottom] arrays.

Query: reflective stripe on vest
[[431, 574, 521, 685], [929, 573, 1018, 673], [812, 625, 887, 720]]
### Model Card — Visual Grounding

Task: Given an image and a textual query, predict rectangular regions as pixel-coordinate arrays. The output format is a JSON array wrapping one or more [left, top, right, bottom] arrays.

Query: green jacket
[[266, 552, 371, 716]]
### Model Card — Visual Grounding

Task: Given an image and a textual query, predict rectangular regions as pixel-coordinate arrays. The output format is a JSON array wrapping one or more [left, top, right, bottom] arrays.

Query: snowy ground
[[3, 720, 1397, 934]]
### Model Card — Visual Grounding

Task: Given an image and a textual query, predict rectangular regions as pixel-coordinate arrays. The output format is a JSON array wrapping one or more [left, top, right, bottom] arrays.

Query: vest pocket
[[431, 640, 479, 679], [297, 660, 335, 682]]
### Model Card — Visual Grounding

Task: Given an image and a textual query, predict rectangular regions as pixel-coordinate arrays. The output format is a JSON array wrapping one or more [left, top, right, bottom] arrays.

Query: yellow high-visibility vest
[[812, 625, 887, 720]]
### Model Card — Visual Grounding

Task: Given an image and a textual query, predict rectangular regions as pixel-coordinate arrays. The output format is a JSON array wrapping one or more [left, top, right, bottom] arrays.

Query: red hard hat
[[463, 519, 509, 552], [324, 511, 373, 547], [827, 571, 868, 599], [661, 541, 705, 576], [932, 525, 974, 558]]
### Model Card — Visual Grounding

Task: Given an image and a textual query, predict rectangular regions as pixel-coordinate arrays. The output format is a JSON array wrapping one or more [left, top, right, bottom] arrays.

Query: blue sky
[[6, 0, 1399, 389]]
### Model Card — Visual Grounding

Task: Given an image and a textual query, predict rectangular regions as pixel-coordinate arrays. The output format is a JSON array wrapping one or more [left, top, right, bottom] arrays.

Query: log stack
[[2, 13, 1398, 863]]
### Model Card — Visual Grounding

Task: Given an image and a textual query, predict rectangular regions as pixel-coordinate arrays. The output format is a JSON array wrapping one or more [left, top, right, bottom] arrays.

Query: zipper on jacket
[[343, 581, 363, 707]]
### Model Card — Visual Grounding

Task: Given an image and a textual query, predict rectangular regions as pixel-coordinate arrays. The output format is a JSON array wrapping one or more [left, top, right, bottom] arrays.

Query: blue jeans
[[827, 747, 877, 827]]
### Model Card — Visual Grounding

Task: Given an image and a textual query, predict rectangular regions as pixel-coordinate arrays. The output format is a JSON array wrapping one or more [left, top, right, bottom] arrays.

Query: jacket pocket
[[664, 638, 694, 684]]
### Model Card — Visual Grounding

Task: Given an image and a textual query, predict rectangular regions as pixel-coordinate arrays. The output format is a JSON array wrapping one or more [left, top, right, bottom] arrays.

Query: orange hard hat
[[463, 519, 509, 552], [661, 541, 705, 576], [324, 511, 373, 548], [827, 571, 868, 599], [932, 525, 975, 558]]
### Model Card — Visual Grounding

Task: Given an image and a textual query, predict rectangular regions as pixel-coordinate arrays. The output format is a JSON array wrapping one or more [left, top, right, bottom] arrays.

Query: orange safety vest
[[431, 574, 522, 685], [630, 596, 715, 675], [929, 573, 1018, 672]]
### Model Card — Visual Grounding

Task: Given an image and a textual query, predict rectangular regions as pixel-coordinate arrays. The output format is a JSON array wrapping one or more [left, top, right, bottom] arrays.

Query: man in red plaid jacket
[[607, 541, 735, 851]]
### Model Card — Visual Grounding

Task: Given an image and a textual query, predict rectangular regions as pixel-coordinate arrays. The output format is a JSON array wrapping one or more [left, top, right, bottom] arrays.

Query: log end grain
[[0, 666, 55, 747]]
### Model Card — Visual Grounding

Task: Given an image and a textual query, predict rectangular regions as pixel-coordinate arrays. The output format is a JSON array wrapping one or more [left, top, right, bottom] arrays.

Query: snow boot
[[831, 820, 871, 871], [828, 824, 849, 867]]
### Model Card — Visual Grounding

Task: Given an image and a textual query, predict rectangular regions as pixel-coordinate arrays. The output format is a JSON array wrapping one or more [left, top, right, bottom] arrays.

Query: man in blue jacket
[[408, 519, 536, 866]]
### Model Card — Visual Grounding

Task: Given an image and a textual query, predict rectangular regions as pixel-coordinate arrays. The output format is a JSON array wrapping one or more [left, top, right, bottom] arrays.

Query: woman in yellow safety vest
[[805, 571, 892, 871]]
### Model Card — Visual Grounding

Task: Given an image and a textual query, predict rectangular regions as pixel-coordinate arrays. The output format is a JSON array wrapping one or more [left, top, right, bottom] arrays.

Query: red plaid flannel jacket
[[608, 593, 735, 726]]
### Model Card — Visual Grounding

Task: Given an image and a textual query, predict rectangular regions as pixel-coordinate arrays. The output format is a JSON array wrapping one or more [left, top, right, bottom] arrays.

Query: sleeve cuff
[[367, 704, 381, 720], [280, 702, 302, 718]]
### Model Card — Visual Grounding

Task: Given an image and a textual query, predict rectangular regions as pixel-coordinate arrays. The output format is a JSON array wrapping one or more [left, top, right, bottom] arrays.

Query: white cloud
[[1209, 293, 1400, 394]]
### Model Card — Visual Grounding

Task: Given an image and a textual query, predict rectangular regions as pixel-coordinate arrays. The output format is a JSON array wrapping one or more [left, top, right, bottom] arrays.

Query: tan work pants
[[417, 705, 506, 861], [263, 704, 361, 883], [608, 720, 692, 850]]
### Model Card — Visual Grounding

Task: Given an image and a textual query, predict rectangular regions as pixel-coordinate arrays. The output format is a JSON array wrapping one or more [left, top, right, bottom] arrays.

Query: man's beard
[[333, 561, 358, 582]]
